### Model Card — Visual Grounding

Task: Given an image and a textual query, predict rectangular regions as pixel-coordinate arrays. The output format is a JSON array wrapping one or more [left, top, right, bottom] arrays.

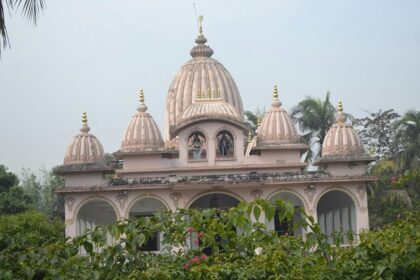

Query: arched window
[[317, 190, 356, 244], [268, 192, 305, 236], [76, 199, 117, 253], [128, 197, 167, 251], [216, 130, 234, 158], [188, 131, 207, 160]]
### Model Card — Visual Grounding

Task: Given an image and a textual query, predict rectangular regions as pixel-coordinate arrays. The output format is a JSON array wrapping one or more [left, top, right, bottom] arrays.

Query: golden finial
[[139, 88, 145, 104], [198, 15, 203, 35], [337, 99, 343, 113], [82, 111, 88, 124], [80, 111, 90, 133], [257, 115, 262, 128], [273, 83, 278, 99], [247, 131, 252, 144]]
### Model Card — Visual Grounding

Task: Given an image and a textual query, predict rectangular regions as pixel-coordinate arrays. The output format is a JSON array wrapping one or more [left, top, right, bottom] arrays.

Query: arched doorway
[[190, 192, 240, 210], [189, 193, 240, 254], [128, 197, 167, 251], [76, 199, 117, 251], [268, 192, 305, 236], [317, 190, 356, 243]]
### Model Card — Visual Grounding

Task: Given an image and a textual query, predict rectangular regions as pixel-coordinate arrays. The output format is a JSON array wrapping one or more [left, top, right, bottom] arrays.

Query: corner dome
[[64, 112, 105, 165], [322, 100, 365, 158], [165, 23, 244, 140], [121, 90, 164, 153], [257, 85, 300, 145]]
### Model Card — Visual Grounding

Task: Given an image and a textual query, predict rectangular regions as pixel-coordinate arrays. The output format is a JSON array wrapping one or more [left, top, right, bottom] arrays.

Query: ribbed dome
[[165, 28, 243, 139], [257, 85, 299, 145], [322, 101, 364, 158], [121, 90, 164, 153], [64, 112, 105, 165], [178, 99, 242, 128]]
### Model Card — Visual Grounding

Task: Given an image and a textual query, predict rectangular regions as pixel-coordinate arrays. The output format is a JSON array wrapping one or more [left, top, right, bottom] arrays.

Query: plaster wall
[[65, 173, 107, 187]]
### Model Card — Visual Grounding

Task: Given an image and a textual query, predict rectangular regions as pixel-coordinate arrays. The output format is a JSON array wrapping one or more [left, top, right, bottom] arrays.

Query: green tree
[[0, 0, 45, 56], [291, 92, 336, 161], [19, 167, 64, 217], [395, 110, 420, 171], [354, 109, 401, 160], [244, 108, 265, 136], [0, 165, 33, 214]]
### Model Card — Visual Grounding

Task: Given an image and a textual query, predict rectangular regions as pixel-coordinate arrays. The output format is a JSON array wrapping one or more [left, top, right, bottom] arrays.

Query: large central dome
[[165, 29, 244, 140]]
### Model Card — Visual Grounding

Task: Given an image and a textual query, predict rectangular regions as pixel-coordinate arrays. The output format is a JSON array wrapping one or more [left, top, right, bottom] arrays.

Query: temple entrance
[[268, 192, 305, 236], [128, 197, 167, 251], [317, 190, 356, 244], [189, 193, 240, 255]]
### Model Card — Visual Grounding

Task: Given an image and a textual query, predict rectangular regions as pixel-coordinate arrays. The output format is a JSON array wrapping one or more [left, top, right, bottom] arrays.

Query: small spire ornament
[[80, 111, 90, 133]]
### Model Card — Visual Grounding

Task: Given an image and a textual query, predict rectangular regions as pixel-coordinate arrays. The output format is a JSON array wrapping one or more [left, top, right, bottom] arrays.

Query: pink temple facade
[[55, 27, 374, 249]]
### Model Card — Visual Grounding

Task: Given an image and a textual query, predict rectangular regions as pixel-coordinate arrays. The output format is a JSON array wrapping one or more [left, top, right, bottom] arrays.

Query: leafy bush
[[0, 201, 419, 279]]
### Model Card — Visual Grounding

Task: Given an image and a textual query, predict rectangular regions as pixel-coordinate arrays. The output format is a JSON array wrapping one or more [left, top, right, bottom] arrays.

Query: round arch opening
[[76, 199, 117, 250], [128, 197, 167, 251], [268, 192, 305, 236], [317, 190, 356, 243], [190, 193, 240, 210]]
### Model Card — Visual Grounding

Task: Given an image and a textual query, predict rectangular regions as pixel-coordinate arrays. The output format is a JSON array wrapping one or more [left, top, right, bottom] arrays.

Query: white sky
[[0, 0, 419, 174]]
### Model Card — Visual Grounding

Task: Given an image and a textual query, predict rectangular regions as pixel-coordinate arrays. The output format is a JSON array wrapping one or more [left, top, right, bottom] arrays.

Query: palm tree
[[290, 92, 336, 161], [0, 0, 45, 56], [396, 110, 420, 171], [244, 108, 265, 136]]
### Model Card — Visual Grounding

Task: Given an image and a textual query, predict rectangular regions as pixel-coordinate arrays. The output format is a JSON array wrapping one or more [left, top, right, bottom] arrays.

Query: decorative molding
[[251, 189, 263, 199], [304, 185, 317, 203], [359, 206, 368, 213], [116, 192, 128, 210], [357, 185, 366, 201], [65, 197, 75, 212], [170, 192, 182, 208], [65, 218, 74, 225], [307, 208, 315, 216]]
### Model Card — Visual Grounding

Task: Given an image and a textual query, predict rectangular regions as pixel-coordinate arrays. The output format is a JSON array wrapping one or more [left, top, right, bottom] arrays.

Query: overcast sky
[[0, 0, 419, 174]]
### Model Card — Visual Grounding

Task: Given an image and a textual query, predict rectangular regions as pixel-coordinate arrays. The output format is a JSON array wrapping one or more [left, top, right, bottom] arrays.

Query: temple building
[[54, 23, 374, 249]]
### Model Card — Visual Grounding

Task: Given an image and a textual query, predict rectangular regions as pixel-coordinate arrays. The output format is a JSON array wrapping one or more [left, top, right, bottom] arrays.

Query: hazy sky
[[0, 0, 419, 174]]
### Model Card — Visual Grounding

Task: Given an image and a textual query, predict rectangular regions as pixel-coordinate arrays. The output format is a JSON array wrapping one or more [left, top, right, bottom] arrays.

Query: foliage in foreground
[[1, 200, 420, 280]]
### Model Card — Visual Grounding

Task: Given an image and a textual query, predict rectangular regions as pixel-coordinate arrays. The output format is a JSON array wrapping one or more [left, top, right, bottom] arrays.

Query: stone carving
[[359, 206, 368, 213], [251, 189, 263, 199], [307, 208, 315, 216], [170, 192, 182, 208], [116, 192, 128, 210], [357, 185, 366, 201], [304, 185, 317, 203], [65, 197, 75, 212]]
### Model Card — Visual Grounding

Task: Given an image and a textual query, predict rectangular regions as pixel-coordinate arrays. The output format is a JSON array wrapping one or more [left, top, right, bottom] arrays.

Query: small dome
[[177, 99, 243, 130], [165, 21, 243, 139], [121, 90, 164, 152], [257, 84, 299, 145], [64, 112, 105, 165], [322, 100, 365, 158]]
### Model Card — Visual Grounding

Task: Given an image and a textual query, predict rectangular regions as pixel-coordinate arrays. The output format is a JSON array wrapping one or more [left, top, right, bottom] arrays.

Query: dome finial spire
[[337, 98, 343, 113], [198, 15, 203, 36], [80, 111, 90, 133], [137, 88, 148, 113], [335, 98, 347, 124], [271, 82, 282, 108], [273, 83, 278, 99]]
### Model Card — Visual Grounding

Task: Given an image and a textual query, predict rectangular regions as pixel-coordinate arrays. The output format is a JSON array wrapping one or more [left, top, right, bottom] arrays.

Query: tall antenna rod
[[193, 3, 199, 29]]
